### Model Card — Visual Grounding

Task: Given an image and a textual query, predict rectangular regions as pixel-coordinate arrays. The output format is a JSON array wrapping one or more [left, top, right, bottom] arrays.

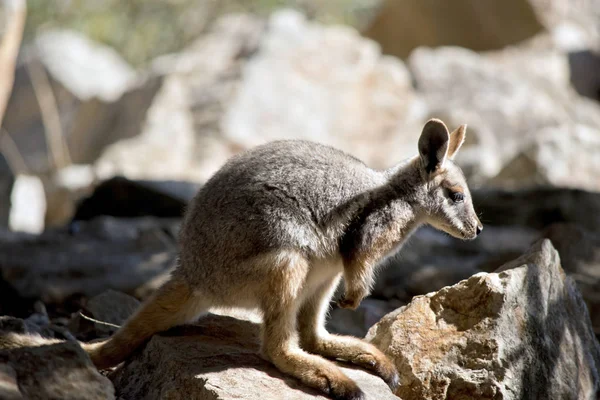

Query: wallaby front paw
[[337, 294, 363, 310]]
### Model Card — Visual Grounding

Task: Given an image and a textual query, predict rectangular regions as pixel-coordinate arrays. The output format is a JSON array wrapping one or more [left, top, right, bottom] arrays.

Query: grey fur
[[177, 119, 481, 307]]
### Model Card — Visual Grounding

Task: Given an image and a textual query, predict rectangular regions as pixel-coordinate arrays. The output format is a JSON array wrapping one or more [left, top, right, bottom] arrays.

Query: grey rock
[[489, 124, 600, 191], [367, 239, 600, 400], [528, 0, 600, 52], [0, 336, 115, 400], [109, 314, 399, 400], [0, 217, 177, 304], [0, 156, 13, 228], [95, 14, 266, 184], [71, 290, 140, 339], [73, 176, 200, 221], [408, 45, 600, 188], [544, 223, 600, 334], [569, 50, 600, 102]]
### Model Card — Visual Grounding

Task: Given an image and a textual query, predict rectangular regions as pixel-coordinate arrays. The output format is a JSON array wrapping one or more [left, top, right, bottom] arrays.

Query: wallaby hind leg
[[85, 275, 209, 369], [259, 252, 364, 400], [298, 275, 399, 391]]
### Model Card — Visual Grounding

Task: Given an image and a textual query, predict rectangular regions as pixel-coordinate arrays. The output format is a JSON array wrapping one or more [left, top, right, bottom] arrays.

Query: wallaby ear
[[418, 118, 449, 174], [447, 124, 467, 160]]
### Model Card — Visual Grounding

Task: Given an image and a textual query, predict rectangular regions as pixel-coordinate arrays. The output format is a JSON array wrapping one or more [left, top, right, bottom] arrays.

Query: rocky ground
[[1, 0, 600, 399]]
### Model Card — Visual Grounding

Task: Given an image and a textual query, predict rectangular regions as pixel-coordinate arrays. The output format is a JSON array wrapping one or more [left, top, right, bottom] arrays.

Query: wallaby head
[[414, 118, 482, 240]]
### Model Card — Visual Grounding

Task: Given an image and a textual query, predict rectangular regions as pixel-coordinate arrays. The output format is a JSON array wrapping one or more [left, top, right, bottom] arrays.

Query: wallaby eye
[[450, 191, 465, 203]]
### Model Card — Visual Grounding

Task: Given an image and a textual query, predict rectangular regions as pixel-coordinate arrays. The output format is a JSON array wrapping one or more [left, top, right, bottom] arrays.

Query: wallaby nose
[[476, 225, 483, 236]]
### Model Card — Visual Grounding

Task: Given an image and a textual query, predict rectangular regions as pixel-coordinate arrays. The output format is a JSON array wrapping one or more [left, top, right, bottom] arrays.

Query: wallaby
[[83, 119, 482, 400]]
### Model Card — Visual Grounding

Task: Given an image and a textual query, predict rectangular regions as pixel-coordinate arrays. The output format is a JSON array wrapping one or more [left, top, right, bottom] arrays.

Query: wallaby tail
[[83, 276, 207, 369]]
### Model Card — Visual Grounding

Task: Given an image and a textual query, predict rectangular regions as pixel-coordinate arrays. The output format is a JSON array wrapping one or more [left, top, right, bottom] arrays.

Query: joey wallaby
[[84, 118, 482, 400]]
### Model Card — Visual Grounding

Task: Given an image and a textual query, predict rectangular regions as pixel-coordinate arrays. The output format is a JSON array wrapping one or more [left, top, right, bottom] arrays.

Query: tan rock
[[362, 0, 544, 59], [367, 239, 600, 400]]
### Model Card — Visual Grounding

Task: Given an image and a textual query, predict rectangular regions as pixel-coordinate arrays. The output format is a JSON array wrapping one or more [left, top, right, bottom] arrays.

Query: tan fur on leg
[[85, 275, 209, 369], [298, 275, 399, 391], [260, 252, 364, 400]]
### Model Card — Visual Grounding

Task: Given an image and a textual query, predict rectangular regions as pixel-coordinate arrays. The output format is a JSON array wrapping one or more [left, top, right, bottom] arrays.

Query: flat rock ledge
[[109, 314, 399, 400]]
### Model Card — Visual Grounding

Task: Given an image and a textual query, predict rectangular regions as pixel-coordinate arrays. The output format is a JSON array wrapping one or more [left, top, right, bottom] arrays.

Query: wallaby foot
[[305, 334, 399, 391], [263, 347, 365, 400]]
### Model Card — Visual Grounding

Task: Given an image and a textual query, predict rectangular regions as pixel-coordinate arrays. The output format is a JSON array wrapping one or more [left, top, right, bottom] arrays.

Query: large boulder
[[94, 14, 266, 184], [222, 10, 424, 170], [408, 45, 600, 188], [367, 240, 600, 400], [109, 314, 399, 400], [3, 29, 160, 173], [96, 10, 426, 184]]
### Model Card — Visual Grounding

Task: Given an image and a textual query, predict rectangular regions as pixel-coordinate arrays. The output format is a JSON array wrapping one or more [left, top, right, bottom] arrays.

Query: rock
[[0, 156, 13, 228], [8, 174, 46, 233], [33, 30, 136, 102], [95, 9, 425, 182], [408, 45, 600, 187], [223, 10, 425, 170], [3, 29, 160, 174], [544, 223, 600, 334], [95, 14, 266, 183], [0, 317, 27, 334], [489, 124, 600, 191], [528, 0, 600, 52], [0, 334, 115, 399], [0, 276, 34, 319], [109, 314, 399, 400], [363, 0, 544, 58], [0, 217, 177, 304], [471, 188, 600, 232], [367, 240, 600, 400], [73, 176, 199, 221], [0, 364, 21, 400], [70, 290, 140, 339], [44, 164, 97, 228], [568, 50, 600, 102]]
